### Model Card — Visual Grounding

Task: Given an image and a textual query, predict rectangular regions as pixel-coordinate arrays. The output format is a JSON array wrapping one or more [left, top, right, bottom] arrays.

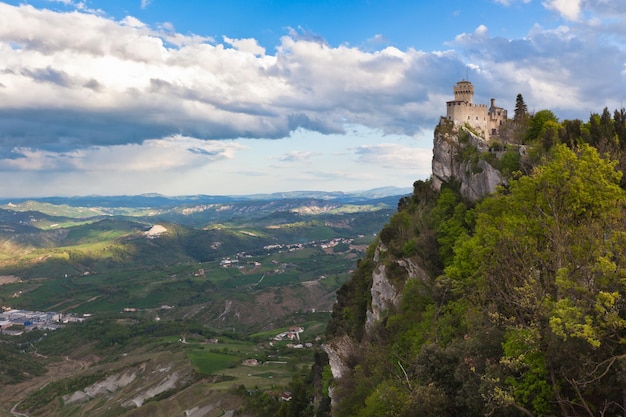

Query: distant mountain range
[[0, 186, 412, 208]]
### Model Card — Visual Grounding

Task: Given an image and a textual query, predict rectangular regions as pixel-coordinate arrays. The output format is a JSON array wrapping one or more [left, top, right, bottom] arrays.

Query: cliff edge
[[322, 118, 519, 414], [431, 118, 505, 202]]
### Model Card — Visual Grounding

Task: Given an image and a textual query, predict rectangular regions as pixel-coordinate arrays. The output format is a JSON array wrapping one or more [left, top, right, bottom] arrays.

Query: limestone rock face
[[324, 241, 431, 411], [365, 243, 398, 331], [431, 122, 505, 202], [366, 262, 395, 328], [322, 334, 358, 412], [323, 335, 356, 380], [365, 242, 430, 331]]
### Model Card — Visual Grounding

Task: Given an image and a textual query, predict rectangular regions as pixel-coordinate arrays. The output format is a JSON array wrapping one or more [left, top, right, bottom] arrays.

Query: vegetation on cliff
[[314, 106, 626, 417]]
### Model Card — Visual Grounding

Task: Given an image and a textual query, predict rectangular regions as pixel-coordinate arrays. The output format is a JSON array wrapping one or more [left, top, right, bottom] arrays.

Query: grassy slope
[[0, 311, 324, 416]]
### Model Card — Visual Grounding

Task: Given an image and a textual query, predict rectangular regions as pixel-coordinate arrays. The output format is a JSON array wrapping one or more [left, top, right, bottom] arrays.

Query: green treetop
[[448, 144, 626, 416]]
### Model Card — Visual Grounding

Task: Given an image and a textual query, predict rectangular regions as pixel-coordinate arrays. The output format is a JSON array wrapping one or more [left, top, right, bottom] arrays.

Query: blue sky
[[0, 0, 625, 197]]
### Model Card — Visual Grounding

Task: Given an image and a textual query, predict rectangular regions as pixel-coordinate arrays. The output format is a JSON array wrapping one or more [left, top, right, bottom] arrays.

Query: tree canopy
[[448, 144, 626, 416]]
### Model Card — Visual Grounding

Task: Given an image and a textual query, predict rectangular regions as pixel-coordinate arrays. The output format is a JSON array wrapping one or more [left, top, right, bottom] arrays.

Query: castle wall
[[446, 101, 490, 139], [445, 81, 508, 141], [488, 105, 507, 137]]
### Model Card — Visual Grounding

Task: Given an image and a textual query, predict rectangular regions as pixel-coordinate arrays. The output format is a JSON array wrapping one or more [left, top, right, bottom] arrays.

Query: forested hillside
[[291, 104, 626, 417]]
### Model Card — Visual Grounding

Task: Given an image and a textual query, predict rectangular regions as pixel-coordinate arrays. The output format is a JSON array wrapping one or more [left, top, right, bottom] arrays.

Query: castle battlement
[[447, 102, 488, 108], [445, 80, 507, 141]]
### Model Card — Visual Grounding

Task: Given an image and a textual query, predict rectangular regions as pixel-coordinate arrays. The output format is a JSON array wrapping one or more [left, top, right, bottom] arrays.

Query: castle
[[445, 80, 507, 141]]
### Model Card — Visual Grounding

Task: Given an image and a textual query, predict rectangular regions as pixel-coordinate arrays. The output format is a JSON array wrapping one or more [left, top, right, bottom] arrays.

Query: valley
[[0, 189, 407, 416]]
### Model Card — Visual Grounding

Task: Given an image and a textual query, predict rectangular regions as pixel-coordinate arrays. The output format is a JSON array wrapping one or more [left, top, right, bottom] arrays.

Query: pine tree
[[514, 93, 528, 122]]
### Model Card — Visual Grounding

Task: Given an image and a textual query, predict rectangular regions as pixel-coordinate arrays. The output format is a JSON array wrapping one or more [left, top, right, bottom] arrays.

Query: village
[[0, 307, 87, 336], [219, 236, 360, 269]]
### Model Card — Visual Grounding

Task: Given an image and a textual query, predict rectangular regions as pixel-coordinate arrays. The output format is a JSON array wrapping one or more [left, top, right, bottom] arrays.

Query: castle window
[[476, 116, 478, 120]]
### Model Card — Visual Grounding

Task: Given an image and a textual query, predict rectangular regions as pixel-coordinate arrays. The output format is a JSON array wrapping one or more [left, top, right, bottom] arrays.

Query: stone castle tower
[[445, 80, 507, 141]]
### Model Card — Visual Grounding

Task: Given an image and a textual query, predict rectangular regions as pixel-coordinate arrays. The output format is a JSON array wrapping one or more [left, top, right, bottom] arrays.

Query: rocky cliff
[[431, 119, 505, 202], [323, 118, 514, 413], [365, 242, 430, 331]]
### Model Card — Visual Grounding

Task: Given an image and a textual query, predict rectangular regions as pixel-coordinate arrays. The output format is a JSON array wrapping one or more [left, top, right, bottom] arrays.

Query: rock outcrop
[[431, 120, 505, 202], [322, 334, 359, 410], [323, 335, 357, 380], [365, 243, 398, 330], [324, 240, 433, 390], [365, 242, 430, 331]]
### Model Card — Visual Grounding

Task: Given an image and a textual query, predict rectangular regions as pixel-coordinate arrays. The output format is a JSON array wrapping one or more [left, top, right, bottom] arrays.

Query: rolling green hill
[[0, 190, 400, 323], [0, 189, 404, 416]]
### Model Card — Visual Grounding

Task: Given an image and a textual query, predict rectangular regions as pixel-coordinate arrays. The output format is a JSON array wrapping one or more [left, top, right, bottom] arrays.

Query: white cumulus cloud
[[0, 0, 625, 180], [0, 2, 458, 158], [543, 0, 583, 21], [223, 36, 265, 56]]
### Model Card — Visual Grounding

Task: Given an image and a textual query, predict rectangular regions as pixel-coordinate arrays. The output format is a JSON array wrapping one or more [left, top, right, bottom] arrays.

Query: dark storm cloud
[[0, 108, 175, 154]]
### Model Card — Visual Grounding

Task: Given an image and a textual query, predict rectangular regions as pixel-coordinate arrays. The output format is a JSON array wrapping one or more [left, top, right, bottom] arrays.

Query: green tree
[[514, 94, 528, 122], [614, 108, 626, 148], [589, 107, 620, 155], [523, 109, 558, 143], [600, 107, 616, 142], [449, 144, 626, 416], [431, 187, 471, 267], [559, 119, 582, 148], [540, 119, 562, 150]]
